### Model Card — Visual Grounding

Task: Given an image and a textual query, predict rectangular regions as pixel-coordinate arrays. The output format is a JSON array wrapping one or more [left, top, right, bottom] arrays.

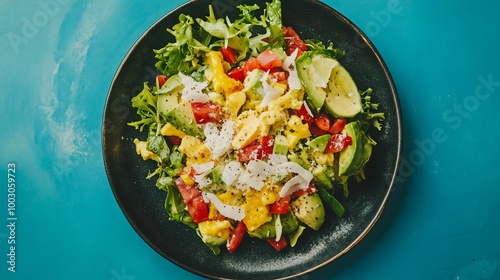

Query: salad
[[128, 0, 384, 254]]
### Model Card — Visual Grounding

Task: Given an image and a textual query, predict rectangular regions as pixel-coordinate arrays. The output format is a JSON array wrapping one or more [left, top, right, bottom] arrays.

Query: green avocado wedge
[[338, 122, 365, 176], [296, 50, 362, 118]]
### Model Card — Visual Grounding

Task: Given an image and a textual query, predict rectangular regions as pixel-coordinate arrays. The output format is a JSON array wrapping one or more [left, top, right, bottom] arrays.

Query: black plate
[[102, 0, 402, 279]]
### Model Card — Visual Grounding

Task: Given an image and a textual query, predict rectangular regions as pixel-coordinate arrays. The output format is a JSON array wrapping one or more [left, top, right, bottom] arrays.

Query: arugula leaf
[[154, 14, 210, 76], [128, 83, 158, 131], [146, 135, 170, 163], [359, 88, 385, 131], [164, 184, 197, 229]]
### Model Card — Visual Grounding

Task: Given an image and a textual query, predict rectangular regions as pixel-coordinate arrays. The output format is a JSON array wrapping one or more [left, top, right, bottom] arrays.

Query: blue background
[[1, 0, 499, 279]]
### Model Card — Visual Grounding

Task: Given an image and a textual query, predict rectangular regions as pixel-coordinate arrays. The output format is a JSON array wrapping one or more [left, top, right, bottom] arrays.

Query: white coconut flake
[[192, 162, 215, 174], [178, 72, 209, 102], [204, 120, 235, 160], [222, 161, 242, 186], [279, 161, 313, 182], [258, 71, 282, 108], [282, 48, 301, 90], [203, 192, 245, 221], [279, 175, 309, 197]]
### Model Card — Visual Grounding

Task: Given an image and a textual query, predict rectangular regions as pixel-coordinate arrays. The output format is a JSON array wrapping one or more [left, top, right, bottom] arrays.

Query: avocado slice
[[290, 192, 325, 230], [312, 165, 335, 190], [163, 102, 204, 138], [280, 212, 299, 234], [273, 134, 289, 155], [338, 122, 365, 176], [306, 134, 331, 152], [296, 52, 327, 113], [248, 220, 276, 239]]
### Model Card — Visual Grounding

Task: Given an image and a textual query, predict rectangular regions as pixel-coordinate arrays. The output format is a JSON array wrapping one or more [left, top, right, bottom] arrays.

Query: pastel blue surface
[[1, 0, 499, 279]]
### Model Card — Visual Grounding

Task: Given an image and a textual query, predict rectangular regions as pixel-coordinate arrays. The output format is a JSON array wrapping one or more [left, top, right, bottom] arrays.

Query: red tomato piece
[[283, 26, 308, 57], [260, 136, 274, 159], [191, 102, 223, 124], [166, 136, 182, 146], [329, 118, 347, 134], [266, 236, 288, 251], [256, 49, 283, 71], [220, 46, 238, 64], [228, 66, 245, 83], [157, 75, 168, 87], [324, 133, 353, 154], [242, 57, 261, 76], [292, 184, 318, 198], [187, 195, 209, 223], [174, 177, 200, 204], [294, 103, 314, 125], [227, 221, 247, 253], [314, 114, 331, 132], [270, 195, 291, 214], [309, 124, 328, 136], [238, 143, 261, 162], [174, 177, 208, 223]]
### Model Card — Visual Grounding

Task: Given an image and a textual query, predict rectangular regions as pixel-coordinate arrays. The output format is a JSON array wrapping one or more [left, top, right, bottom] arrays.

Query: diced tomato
[[242, 57, 261, 76], [283, 26, 308, 57], [329, 118, 347, 134], [220, 46, 238, 64], [157, 75, 168, 87], [270, 195, 291, 214], [309, 124, 328, 136], [315, 114, 331, 131], [292, 184, 318, 198], [260, 136, 274, 159], [270, 70, 286, 82], [256, 49, 283, 71], [238, 137, 274, 162], [174, 177, 208, 223], [188, 195, 209, 223], [324, 133, 353, 154], [266, 236, 288, 251], [238, 142, 261, 162], [166, 136, 182, 146], [228, 66, 245, 83], [191, 102, 223, 124], [294, 103, 314, 125], [227, 221, 247, 253]]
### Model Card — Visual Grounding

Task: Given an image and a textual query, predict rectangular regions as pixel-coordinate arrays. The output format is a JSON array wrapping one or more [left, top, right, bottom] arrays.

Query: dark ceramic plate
[[102, 0, 402, 279]]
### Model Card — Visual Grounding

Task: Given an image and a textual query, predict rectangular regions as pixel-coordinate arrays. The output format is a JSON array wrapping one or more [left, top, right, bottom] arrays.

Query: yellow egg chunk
[[133, 138, 159, 161], [260, 183, 281, 206], [225, 90, 246, 118], [178, 135, 212, 165], [284, 115, 311, 151], [218, 187, 244, 206], [205, 51, 243, 95], [198, 220, 232, 240], [231, 111, 260, 149], [242, 189, 272, 231], [160, 123, 187, 138]]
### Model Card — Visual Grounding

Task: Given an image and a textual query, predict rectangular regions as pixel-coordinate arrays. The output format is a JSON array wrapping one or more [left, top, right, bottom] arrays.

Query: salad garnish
[[128, 0, 384, 254]]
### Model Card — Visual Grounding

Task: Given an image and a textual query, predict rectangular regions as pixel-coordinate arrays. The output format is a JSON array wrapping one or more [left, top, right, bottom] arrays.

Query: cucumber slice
[[324, 64, 362, 118]]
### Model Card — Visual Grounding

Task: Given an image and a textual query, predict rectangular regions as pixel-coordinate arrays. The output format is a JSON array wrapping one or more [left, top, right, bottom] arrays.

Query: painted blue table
[[1, 0, 499, 279]]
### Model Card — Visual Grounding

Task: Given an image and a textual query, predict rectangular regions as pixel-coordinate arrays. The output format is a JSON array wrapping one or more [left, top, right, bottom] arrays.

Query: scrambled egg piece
[[225, 90, 246, 119], [260, 183, 281, 206], [231, 110, 260, 149], [178, 135, 212, 165], [198, 220, 232, 240], [242, 189, 272, 231], [205, 51, 243, 96], [133, 139, 159, 161], [160, 123, 187, 138], [284, 115, 311, 151]]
